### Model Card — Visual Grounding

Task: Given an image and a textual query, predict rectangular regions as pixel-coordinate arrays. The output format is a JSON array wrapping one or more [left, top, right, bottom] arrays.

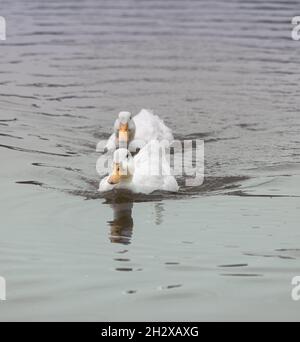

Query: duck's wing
[[133, 109, 174, 146], [133, 140, 179, 193]]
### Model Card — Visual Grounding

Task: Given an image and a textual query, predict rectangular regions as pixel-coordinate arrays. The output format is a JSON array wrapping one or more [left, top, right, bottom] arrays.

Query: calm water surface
[[0, 0, 299, 321]]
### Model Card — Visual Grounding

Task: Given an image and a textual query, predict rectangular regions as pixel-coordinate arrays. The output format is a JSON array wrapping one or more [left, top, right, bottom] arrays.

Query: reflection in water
[[154, 202, 165, 226], [106, 198, 166, 279], [108, 201, 134, 245], [106, 195, 166, 245]]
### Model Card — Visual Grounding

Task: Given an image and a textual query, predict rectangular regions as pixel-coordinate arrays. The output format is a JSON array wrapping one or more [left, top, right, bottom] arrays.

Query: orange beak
[[108, 163, 121, 185], [118, 123, 129, 144]]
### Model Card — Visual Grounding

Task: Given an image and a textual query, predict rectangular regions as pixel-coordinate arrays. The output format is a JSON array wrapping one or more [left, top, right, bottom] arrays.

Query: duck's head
[[108, 148, 134, 185], [119, 111, 132, 125], [117, 111, 134, 146]]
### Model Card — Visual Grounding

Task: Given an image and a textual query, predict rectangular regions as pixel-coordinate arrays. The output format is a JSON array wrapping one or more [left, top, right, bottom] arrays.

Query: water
[[0, 0, 299, 321]]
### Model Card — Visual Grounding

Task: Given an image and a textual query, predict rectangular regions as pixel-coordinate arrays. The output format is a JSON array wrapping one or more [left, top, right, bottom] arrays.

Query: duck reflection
[[154, 202, 165, 226], [108, 201, 134, 245], [105, 191, 166, 245]]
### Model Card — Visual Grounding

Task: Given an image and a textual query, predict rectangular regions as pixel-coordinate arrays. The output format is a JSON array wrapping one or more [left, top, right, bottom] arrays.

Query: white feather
[[99, 140, 179, 194], [104, 109, 173, 153]]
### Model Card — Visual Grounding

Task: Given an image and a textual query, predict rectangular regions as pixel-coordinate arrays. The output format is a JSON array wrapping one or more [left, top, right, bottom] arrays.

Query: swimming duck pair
[[99, 109, 179, 194]]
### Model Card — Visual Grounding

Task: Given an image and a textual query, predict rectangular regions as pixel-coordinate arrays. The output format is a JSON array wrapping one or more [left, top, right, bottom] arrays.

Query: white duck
[[99, 140, 179, 194], [103, 109, 173, 153]]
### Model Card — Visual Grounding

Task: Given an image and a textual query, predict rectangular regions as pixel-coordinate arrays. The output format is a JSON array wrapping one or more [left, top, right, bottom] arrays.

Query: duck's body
[[99, 141, 179, 194], [104, 109, 173, 153]]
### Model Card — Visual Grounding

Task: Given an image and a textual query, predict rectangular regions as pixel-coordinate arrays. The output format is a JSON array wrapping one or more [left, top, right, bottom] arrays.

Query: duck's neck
[[119, 175, 133, 188], [119, 175, 133, 185]]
